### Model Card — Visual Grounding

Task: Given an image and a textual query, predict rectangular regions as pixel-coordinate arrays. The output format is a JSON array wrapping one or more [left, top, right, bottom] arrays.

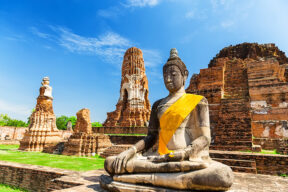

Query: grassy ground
[[240, 149, 279, 154], [0, 145, 105, 171], [0, 184, 28, 192]]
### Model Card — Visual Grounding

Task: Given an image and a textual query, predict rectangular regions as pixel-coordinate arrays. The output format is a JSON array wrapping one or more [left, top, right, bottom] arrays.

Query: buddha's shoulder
[[151, 98, 165, 110], [187, 94, 208, 105], [199, 96, 208, 105]]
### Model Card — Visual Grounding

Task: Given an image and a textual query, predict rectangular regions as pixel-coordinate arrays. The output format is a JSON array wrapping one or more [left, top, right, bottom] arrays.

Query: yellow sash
[[158, 93, 203, 155]]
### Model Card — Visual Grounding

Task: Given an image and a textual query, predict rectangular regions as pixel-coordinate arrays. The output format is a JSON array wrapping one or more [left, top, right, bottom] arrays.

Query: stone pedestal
[[100, 175, 191, 192], [62, 132, 112, 156]]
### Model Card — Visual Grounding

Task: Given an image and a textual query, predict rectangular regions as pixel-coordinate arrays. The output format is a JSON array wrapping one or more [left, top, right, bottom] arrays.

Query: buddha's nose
[[166, 75, 172, 82]]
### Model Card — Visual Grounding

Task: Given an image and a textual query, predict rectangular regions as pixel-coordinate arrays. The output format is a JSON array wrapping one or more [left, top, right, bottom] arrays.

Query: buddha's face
[[42, 80, 50, 85], [163, 65, 186, 93]]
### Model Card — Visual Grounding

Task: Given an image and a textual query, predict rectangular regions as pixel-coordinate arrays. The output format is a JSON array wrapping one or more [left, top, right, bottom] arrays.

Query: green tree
[[27, 108, 35, 126], [56, 115, 69, 130], [0, 114, 28, 127], [91, 121, 102, 127], [56, 115, 77, 130], [67, 116, 77, 128]]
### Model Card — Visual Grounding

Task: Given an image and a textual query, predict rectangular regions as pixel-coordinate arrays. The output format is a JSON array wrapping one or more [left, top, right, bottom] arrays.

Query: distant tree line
[[0, 114, 103, 130], [0, 114, 29, 127], [55, 115, 103, 130]]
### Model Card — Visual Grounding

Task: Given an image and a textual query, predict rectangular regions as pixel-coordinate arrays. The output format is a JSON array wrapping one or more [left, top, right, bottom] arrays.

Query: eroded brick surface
[[62, 109, 112, 156], [104, 47, 151, 127], [187, 43, 288, 152]]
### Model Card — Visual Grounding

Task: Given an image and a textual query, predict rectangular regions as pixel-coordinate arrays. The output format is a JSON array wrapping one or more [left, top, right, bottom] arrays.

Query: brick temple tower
[[104, 47, 151, 127], [186, 43, 288, 152]]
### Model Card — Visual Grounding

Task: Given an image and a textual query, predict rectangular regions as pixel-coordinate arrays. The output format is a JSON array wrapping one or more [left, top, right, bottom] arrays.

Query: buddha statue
[[41, 76, 53, 100], [100, 48, 234, 191]]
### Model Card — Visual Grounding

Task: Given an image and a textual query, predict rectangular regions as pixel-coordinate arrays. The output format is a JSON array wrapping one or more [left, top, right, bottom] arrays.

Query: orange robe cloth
[[158, 93, 203, 155]]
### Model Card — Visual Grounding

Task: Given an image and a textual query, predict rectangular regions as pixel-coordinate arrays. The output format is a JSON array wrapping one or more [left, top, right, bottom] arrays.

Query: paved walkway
[[54, 170, 288, 192]]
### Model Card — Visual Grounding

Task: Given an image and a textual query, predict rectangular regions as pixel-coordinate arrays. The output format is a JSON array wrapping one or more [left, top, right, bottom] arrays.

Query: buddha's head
[[42, 77, 50, 86], [163, 48, 188, 93]]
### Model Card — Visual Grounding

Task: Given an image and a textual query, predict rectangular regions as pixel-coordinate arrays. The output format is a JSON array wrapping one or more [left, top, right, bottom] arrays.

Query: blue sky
[[0, 0, 288, 123]]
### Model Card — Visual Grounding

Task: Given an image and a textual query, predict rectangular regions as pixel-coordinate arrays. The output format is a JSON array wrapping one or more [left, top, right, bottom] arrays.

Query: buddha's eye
[[172, 72, 177, 76]]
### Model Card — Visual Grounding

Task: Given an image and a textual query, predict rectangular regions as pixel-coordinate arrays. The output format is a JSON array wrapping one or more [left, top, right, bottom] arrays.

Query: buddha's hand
[[113, 147, 136, 174], [148, 151, 185, 162]]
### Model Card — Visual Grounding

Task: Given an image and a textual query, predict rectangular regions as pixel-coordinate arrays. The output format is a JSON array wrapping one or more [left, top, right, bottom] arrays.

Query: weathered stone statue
[[100, 49, 234, 191]]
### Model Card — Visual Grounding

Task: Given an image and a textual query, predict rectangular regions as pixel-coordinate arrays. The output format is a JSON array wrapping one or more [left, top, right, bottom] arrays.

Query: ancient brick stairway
[[210, 150, 257, 174], [211, 59, 253, 151], [100, 144, 132, 158]]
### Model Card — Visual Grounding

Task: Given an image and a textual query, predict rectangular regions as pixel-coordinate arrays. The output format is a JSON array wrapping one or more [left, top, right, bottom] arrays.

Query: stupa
[[104, 47, 151, 127], [19, 77, 61, 151]]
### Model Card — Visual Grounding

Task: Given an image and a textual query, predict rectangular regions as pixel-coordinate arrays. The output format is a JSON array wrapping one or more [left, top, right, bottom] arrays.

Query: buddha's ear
[[183, 70, 189, 82]]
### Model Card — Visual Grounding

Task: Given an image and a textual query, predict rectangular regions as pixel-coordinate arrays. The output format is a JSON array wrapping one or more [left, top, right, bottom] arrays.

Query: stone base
[[62, 132, 112, 156], [100, 175, 195, 192], [19, 130, 61, 152]]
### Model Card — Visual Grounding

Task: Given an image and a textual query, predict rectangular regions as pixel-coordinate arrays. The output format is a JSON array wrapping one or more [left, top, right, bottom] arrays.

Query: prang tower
[[104, 47, 151, 127]]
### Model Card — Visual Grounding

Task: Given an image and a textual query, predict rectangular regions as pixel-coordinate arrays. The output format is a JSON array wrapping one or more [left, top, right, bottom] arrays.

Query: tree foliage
[[0, 114, 28, 127], [91, 121, 102, 127], [56, 115, 77, 130]]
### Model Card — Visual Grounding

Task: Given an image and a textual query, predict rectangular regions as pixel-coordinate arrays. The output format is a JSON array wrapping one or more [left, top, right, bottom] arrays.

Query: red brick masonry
[[0, 161, 81, 191]]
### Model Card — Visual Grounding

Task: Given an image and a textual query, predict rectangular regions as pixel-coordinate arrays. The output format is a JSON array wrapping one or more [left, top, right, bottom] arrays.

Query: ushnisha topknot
[[163, 48, 188, 77]]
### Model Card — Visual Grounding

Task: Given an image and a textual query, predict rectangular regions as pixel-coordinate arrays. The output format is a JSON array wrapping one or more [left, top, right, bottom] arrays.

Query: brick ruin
[[186, 43, 288, 151], [62, 108, 112, 156], [103, 47, 151, 127], [19, 77, 61, 152]]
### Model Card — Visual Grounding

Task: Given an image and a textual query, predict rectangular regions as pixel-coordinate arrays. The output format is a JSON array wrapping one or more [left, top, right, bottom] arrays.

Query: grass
[[280, 174, 288, 177], [106, 133, 147, 136], [0, 184, 28, 192], [260, 149, 279, 154], [0, 144, 105, 171], [240, 149, 280, 155]]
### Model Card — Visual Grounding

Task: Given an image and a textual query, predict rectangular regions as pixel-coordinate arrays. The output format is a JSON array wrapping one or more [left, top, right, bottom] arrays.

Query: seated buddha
[[101, 48, 234, 191]]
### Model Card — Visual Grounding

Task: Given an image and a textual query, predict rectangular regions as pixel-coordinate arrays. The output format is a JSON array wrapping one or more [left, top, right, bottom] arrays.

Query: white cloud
[[220, 20, 234, 28], [185, 9, 207, 20], [0, 99, 31, 121], [31, 26, 163, 68], [185, 11, 195, 19], [125, 0, 160, 7], [56, 27, 131, 63], [142, 49, 163, 68], [97, 0, 160, 19], [210, 0, 235, 10], [97, 6, 121, 18], [31, 26, 132, 64], [30, 27, 50, 39]]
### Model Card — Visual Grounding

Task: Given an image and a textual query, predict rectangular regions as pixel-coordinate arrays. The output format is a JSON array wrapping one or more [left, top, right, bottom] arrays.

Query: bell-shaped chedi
[[186, 43, 288, 152], [19, 77, 61, 151], [62, 108, 112, 156], [104, 47, 151, 127]]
